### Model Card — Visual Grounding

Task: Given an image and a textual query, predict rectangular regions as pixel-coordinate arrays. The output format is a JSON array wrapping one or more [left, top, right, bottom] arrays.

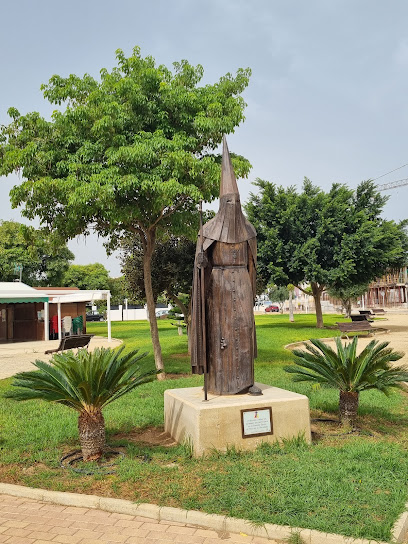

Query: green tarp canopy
[[0, 282, 50, 303], [0, 297, 49, 303]]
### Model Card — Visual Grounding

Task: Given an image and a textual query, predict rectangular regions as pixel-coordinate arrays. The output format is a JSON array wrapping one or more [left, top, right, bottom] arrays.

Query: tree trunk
[[340, 297, 352, 317], [78, 409, 106, 461], [143, 229, 165, 379], [289, 290, 294, 322], [339, 391, 359, 426], [311, 282, 324, 328], [169, 293, 189, 322], [169, 293, 190, 340]]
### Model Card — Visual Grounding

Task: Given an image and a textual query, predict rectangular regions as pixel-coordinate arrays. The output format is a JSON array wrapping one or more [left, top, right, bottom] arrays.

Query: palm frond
[[5, 347, 155, 414], [288, 354, 345, 388], [283, 365, 336, 386], [285, 336, 406, 395]]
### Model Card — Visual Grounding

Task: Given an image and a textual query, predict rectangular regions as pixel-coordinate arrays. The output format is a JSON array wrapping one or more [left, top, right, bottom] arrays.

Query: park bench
[[45, 334, 94, 355], [350, 314, 373, 323], [359, 310, 373, 316], [371, 308, 386, 315], [336, 321, 377, 339]]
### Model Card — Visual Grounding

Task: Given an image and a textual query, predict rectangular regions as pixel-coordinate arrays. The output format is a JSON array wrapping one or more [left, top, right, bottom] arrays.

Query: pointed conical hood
[[220, 135, 239, 197], [202, 135, 256, 246]]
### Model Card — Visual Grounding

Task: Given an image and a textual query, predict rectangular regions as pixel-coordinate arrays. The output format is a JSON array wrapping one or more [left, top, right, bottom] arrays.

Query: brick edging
[[0, 482, 394, 544]]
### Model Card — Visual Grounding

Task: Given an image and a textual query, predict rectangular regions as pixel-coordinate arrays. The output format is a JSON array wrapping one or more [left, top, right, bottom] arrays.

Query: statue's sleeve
[[190, 237, 205, 374]]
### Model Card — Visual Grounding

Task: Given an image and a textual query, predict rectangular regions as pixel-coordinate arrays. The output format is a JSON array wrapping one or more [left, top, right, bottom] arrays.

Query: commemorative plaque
[[241, 407, 273, 438]]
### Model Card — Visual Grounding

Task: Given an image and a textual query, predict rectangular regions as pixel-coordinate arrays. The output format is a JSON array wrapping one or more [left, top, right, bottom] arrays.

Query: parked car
[[155, 309, 170, 319], [86, 312, 104, 322], [265, 305, 279, 313]]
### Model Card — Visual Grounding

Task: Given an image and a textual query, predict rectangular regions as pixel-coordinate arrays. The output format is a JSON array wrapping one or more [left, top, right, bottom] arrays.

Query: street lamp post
[[13, 264, 23, 282]]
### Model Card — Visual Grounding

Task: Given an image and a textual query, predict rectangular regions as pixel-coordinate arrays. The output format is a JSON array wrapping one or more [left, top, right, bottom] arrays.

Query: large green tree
[[120, 234, 196, 321], [120, 210, 212, 317], [246, 179, 408, 328], [0, 47, 251, 375], [0, 220, 74, 285], [62, 263, 110, 290]]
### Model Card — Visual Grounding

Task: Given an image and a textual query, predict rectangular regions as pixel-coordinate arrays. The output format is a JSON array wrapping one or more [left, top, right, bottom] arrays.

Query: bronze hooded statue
[[190, 136, 259, 396]]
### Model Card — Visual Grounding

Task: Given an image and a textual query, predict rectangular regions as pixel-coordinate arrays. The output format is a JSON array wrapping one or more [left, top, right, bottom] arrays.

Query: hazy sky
[[1, 0, 408, 276]]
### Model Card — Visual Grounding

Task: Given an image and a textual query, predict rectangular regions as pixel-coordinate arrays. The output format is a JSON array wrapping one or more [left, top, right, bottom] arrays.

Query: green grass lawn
[[0, 313, 407, 541]]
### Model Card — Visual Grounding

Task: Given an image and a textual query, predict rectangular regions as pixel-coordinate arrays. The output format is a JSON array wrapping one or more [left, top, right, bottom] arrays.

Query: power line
[[372, 162, 408, 181], [377, 178, 408, 191]]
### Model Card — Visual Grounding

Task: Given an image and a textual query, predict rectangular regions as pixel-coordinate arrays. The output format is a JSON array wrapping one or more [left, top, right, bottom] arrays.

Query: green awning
[[0, 297, 49, 303]]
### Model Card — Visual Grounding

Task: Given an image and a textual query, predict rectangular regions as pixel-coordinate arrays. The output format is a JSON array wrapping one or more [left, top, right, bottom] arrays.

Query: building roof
[[0, 283, 110, 304], [0, 282, 49, 303], [35, 287, 110, 304]]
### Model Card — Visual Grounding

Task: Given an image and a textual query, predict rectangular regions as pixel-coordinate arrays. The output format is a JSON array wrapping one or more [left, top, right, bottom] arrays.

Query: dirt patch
[[112, 426, 177, 447], [169, 352, 190, 359], [21, 463, 50, 475], [165, 373, 191, 380]]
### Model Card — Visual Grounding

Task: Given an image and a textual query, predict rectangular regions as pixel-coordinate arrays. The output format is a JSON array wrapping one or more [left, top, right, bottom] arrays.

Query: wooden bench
[[336, 321, 376, 339], [45, 334, 94, 355], [350, 314, 373, 322], [359, 310, 373, 316], [371, 308, 386, 315]]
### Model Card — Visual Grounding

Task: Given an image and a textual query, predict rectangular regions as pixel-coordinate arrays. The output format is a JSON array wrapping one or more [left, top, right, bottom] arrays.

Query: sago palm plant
[[6, 346, 157, 461], [284, 336, 407, 425]]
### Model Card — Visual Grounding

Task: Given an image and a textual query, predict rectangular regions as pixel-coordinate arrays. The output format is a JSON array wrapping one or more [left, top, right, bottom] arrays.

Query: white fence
[[110, 305, 171, 321]]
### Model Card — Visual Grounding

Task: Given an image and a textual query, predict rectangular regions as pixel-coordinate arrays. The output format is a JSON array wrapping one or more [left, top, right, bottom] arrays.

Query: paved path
[[0, 337, 122, 380], [0, 494, 278, 544], [330, 312, 408, 363], [356, 311, 408, 360], [286, 312, 408, 365]]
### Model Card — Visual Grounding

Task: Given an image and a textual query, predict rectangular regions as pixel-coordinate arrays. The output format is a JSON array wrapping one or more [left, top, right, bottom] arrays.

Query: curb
[[0, 482, 396, 544], [392, 503, 408, 543]]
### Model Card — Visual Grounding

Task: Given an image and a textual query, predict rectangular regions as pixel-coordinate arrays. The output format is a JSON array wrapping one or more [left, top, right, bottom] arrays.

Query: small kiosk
[[0, 283, 111, 343]]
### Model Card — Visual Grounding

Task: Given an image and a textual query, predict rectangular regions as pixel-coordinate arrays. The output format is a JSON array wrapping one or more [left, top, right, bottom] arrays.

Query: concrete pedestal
[[164, 383, 311, 456]]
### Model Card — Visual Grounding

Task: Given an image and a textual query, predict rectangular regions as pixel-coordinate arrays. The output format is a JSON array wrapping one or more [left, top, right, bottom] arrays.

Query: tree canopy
[[107, 276, 130, 306], [246, 178, 408, 327], [327, 283, 370, 317], [266, 284, 289, 312], [0, 47, 251, 242], [0, 46, 252, 373], [0, 220, 74, 285], [62, 263, 110, 291]]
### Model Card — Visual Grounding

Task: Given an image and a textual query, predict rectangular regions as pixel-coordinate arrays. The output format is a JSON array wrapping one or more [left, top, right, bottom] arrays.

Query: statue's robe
[[190, 204, 257, 395]]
